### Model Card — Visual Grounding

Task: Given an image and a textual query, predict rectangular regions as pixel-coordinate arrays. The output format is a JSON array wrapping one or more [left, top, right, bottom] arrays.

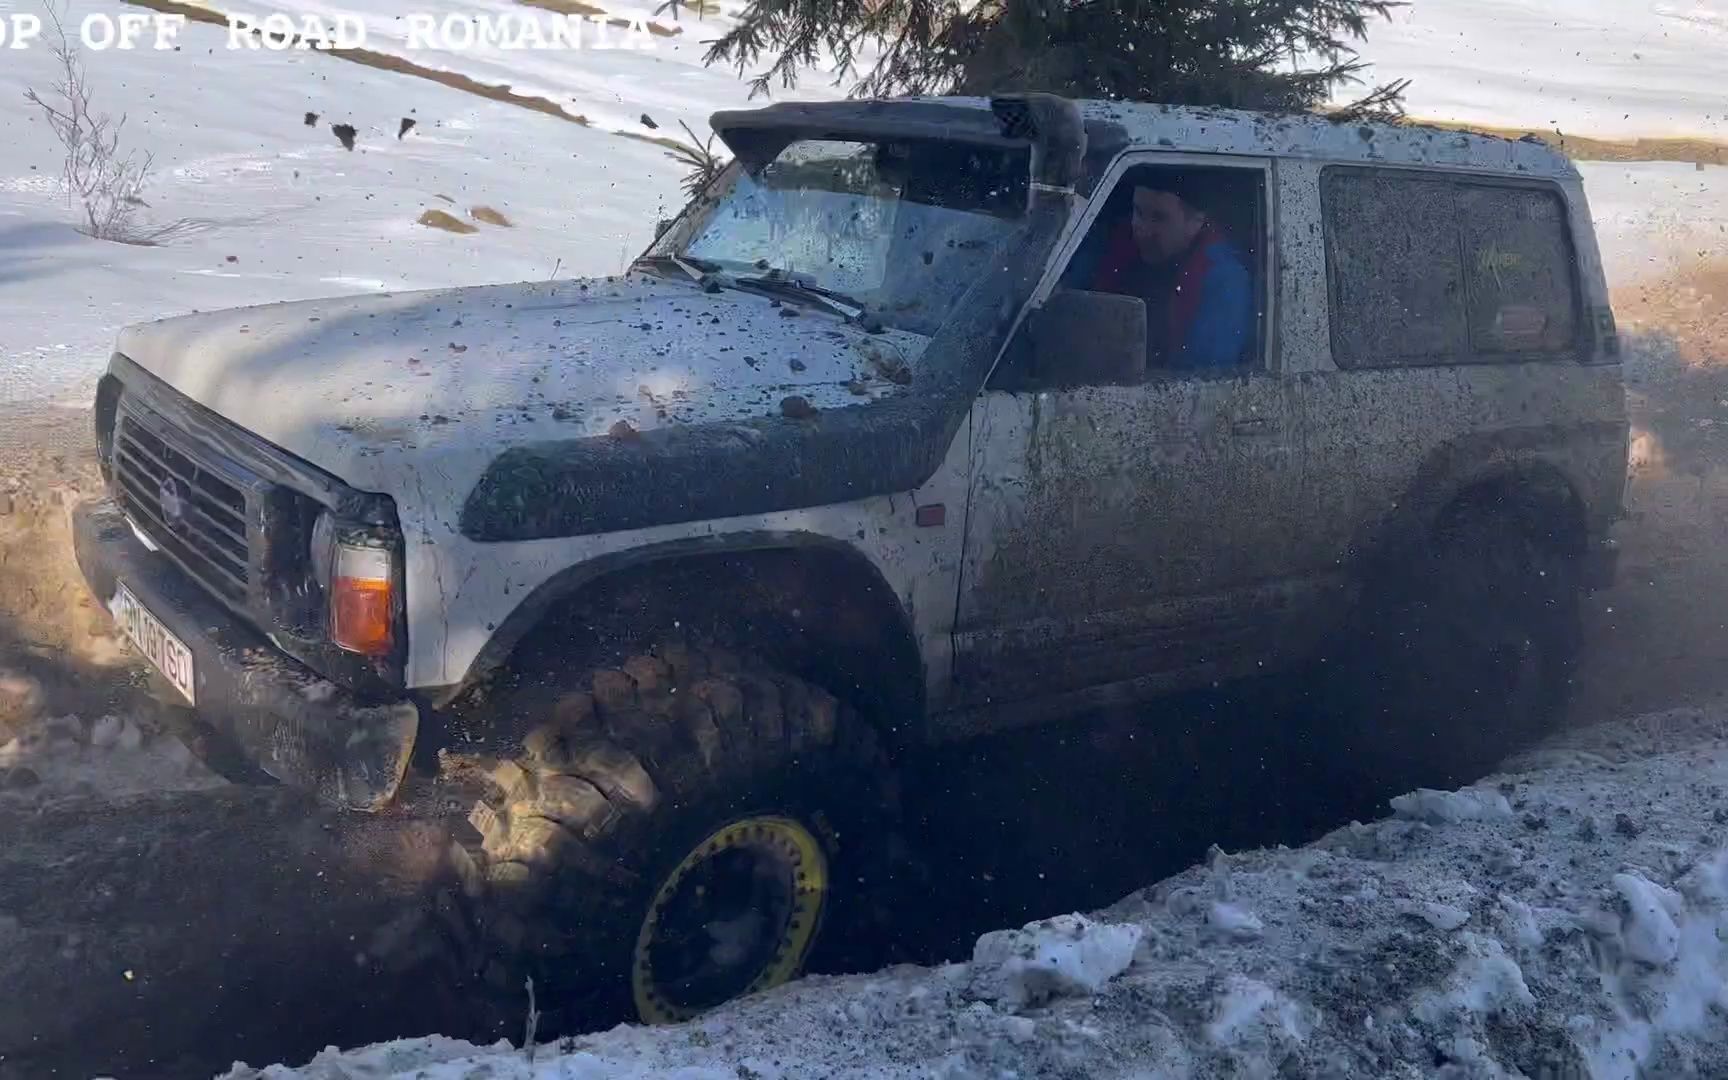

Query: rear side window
[[1457, 184, 1580, 355], [1322, 172, 1467, 365], [1322, 168, 1579, 367]]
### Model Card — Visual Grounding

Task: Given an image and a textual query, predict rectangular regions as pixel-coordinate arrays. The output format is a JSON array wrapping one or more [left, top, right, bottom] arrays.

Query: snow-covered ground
[[1578, 161, 1728, 286], [229, 708, 1728, 1079], [0, 0, 709, 406], [148, 0, 849, 141], [1350, 0, 1728, 141]]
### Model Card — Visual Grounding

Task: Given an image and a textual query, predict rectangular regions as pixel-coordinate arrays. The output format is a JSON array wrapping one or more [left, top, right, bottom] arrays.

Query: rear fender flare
[[1356, 426, 1594, 580]]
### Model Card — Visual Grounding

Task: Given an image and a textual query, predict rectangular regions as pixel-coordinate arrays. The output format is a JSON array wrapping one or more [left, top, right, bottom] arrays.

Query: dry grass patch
[[417, 209, 478, 234], [0, 414, 126, 672], [1415, 118, 1728, 166], [470, 206, 513, 227], [1615, 259, 1728, 368]]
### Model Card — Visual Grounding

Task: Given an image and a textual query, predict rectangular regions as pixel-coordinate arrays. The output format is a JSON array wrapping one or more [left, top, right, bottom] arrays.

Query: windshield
[[648, 137, 1030, 335]]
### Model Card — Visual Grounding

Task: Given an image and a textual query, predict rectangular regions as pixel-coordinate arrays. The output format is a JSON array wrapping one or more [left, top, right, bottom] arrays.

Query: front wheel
[[436, 643, 901, 1033]]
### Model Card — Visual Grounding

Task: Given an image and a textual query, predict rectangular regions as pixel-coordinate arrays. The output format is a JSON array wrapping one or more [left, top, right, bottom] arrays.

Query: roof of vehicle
[[1073, 99, 1578, 179], [718, 96, 1579, 180]]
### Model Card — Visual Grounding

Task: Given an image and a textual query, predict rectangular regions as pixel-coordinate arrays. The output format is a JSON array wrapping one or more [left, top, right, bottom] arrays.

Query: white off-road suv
[[74, 95, 1626, 1029]]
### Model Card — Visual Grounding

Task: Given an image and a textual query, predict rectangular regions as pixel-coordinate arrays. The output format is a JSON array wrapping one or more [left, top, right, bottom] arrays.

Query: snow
[[0, 0, 695, 406], [1388, 785, 1514, 824], [1205, 975, 1311, 1055], [1396, 899, 1472, 932], [0, 712, 223, 806], [228, 707, 1728, 1079], [1207, 900, 1265, 938], [969, 913, 1143, 1009], [1573, 161, 1728, 286], [1346, 0, 1728, 141], [1613, 871, 1684, 967], [161, 0, 851, 143]]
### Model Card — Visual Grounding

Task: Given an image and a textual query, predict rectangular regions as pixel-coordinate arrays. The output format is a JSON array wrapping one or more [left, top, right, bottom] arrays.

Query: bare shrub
[[664, 121, 727, 198], [22, 4, 156, 244]]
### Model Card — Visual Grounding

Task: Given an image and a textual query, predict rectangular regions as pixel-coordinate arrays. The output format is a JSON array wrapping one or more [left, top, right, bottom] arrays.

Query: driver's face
[[1131, 188, 1203, 264]]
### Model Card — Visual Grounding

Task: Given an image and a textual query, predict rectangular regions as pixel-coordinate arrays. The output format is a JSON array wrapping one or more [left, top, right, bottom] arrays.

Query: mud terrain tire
[[1343, 503, 1582, 788], [438, 643, 899, 1033]]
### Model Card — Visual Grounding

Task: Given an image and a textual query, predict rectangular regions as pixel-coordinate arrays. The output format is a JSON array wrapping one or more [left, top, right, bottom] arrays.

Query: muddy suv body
[[73, 95, 1625, 1024]]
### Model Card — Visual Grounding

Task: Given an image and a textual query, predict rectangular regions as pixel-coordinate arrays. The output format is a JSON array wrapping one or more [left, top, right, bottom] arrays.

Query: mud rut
[[1, 280, 1724, 1077]]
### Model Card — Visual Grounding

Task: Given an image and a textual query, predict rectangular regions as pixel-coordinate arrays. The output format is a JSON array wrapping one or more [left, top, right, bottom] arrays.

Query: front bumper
[[73, 497, 417, 811]]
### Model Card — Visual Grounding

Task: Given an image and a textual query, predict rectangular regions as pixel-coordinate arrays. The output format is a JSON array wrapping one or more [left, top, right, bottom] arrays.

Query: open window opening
[[994, 162, 1268, 390]]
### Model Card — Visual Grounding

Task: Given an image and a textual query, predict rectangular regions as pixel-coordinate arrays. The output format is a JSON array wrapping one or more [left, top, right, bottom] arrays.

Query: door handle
[[1230, 416, 1279, 436]]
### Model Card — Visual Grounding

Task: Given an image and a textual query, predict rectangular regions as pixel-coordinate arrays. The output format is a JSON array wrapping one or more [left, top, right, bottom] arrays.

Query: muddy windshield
[[650, 137, 1030, 334]]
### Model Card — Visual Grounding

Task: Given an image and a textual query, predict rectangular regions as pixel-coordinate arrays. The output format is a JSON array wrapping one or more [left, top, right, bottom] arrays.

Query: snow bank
[[227, 707, 1728, 1079]]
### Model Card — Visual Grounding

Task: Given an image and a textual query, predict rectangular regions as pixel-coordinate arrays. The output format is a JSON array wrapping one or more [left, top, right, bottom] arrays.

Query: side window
[[1322, 167, 1580, 367], [1322, 172, 1467, 366], [1458, 184, 1579, 354], [991, 162, 1266, 389]]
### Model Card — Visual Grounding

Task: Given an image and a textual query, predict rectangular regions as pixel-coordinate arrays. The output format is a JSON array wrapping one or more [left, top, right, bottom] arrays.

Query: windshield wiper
[[638, 257, 884, 330], [733, 271, 881, 329], [633, 252, 723, 285]]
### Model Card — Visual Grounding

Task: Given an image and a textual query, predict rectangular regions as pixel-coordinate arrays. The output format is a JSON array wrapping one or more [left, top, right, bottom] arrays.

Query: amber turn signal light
[[330, 541, 394, 655]]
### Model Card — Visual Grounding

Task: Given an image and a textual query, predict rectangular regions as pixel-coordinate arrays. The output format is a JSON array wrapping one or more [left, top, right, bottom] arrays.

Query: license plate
[[112, 582, 196, 705]]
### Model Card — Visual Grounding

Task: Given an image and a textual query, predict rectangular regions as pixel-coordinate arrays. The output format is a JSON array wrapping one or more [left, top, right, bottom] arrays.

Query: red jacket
[[1087, 221, 1251, 368]]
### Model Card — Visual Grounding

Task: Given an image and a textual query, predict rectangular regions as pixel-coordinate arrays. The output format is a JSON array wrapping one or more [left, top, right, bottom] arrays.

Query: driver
[[1086, 179, 1253, 370]]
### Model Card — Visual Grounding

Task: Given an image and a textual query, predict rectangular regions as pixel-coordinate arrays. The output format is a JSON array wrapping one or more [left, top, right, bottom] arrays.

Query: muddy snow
[[0, 710, 222, 806], [228, 706, 1728, 1079]]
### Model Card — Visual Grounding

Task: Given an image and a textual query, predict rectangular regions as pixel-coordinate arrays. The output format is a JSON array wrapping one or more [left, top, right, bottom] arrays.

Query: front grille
[[112, 402, 256, 605]]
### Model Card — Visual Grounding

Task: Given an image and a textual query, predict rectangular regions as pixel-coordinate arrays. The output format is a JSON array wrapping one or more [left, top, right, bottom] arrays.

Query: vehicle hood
[[115, 275, 929, 500]]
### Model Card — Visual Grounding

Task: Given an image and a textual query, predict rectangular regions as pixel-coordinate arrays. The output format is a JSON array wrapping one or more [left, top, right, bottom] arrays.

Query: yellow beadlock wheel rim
[[632, 815, 829, 1024]]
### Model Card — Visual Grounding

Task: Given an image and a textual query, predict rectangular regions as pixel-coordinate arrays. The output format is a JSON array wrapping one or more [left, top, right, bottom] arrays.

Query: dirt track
[[1, 264, 1725, 1077], [1572, 263, 1728, 725]]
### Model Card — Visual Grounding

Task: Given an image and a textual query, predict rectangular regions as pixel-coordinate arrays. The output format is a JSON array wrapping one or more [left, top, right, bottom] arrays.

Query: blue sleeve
[[1186, 253, 1253, 368]]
